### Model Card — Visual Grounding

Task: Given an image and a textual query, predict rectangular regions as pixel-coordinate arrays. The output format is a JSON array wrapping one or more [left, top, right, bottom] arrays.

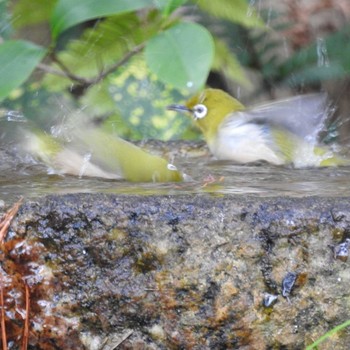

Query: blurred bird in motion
[[22, 127, 183, 183], [168, 88, 349, 167], [0, 106, 183, 182]]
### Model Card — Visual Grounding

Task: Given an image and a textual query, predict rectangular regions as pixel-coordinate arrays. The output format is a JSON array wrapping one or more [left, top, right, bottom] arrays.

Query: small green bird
[[168, 88, 348, 167], [24, 128, 183, 183]]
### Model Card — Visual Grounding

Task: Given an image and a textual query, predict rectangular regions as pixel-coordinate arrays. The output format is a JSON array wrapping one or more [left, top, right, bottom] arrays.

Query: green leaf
[[0, 40, 47, 102], [104, 57, 192, 140], [195, 0, 265, 28], [12, 0, 57, 29], [51, 0, 155, 39], [213, 39, 251, 88], [145, 22, 214, 92], [81, 81, 116, 115], [43, 12, 162, 90], [158, 0, 188, 16]]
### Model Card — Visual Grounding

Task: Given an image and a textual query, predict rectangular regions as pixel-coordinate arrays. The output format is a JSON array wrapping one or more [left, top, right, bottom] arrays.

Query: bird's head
[[167, 88, 245, 140]]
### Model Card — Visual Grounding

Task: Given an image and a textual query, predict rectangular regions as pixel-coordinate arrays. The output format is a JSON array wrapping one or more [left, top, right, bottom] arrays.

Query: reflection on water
[[2, 151, 350, 204]]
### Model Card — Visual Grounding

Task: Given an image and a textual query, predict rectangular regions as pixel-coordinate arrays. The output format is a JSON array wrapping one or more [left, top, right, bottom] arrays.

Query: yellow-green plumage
[[186, 89, 245, 141], [25, 129, 182, 182], [168, 88, 349, 167], [76, 129, 182, 182]]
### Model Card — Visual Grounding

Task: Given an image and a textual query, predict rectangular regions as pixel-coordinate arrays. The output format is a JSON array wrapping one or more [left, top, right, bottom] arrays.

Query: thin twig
[[0, 197, 23, 243], [0, 278, 7, 350], [100, 330, 134, 350], [37, 63, 70, 78], [113, 330, 133, 349], [50, 56, 91, 85], [39, 43, 145, 87], [94, 42, 145, 83], [0, 197, 23, 349], [21, 283, 30, 350]]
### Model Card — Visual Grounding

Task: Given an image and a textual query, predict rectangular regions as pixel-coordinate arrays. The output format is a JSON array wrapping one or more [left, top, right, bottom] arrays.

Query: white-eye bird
[[23, 128, 183, 182], [168, 88, 348, 167]]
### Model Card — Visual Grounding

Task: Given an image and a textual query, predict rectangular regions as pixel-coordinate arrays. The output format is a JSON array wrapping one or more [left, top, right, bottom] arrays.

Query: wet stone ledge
[[2, 193, 350, 349]]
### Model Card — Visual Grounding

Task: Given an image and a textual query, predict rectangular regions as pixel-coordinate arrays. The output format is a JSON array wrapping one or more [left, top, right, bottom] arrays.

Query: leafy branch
[[1, 0, 264, 103], [38, 42, 145, 89]]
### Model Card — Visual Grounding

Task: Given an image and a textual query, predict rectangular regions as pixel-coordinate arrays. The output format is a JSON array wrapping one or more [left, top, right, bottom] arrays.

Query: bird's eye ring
[[193, 104, 207, 120]]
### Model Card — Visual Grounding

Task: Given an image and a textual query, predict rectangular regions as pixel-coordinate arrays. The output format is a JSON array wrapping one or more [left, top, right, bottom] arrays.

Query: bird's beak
[[166, 104, 192, 114]]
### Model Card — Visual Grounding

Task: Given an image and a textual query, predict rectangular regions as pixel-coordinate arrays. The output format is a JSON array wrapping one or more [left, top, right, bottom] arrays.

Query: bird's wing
[[73, 129, 183, 182], [220, 93, 331, 140], [23, 129, 122, 179]]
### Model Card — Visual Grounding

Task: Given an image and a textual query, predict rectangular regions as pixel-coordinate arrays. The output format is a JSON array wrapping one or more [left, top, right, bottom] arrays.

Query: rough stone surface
[[1, 194, 350, 349]]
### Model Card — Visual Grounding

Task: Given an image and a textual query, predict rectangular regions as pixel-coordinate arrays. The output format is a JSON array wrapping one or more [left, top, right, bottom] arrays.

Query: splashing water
[[282, 37, 290, 59], [79, 153, 92, 178], [316, 37, 329, 67], [247, 0, 256, 17], [0, 110, 26, 122], [236, 86, 241, 99], [265, 3, 273, 27]]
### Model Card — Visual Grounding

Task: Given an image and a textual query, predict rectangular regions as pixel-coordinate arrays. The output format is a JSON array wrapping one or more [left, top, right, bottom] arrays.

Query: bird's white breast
[[208, 121, 284, 165]]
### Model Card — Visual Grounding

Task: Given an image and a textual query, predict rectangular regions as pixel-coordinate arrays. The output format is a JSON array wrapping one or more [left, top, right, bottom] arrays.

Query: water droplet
[[333, 238, 350, 261], [167, 163, 177, 171], [186, 81, 193, 88], [263, 293, 278, 307]]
